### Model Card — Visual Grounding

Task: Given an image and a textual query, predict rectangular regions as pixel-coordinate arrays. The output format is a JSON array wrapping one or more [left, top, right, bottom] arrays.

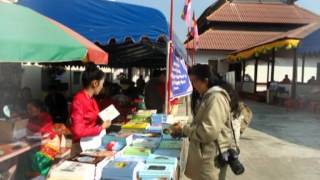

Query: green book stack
[[123, 146, 152, 157], [130, 114, 150, 123], [158, 140, 182, 149]]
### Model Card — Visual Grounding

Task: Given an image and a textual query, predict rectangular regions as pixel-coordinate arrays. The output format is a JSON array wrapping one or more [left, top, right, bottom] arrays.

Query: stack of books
[[101, 160, 142, 180], [145, 125, 162, 134], [80, 149, 115, 158], [158, 140, 182, 149], [102, 132, 133, 146], [153, 139, 182, 158], [136, 109, 157, 116], [122, 146, 151, 158], [139, 163, 176, 180], [68, 154, 113, 180], [121, 122, 150, 133], [153, 148, 181, 158], [146, 154, 178, 167], [130, 114, 150, 123], [150, 114, 166, 126], [132, 137, 161, 151], [48, 161, 95, 180]]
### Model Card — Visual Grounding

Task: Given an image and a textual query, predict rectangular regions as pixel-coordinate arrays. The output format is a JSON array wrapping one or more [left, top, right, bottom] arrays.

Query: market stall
[[16, 1, 192, 179], [0, 3, 109, 179], [47, 110, 190, 180]]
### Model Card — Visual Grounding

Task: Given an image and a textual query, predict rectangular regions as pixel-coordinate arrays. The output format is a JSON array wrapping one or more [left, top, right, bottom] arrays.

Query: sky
[[112, 0, 320, 41]]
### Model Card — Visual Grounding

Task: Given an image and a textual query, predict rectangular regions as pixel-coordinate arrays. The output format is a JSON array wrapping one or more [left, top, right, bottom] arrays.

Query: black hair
[[27, 99, 46, 112], [82, 63, 105, 88], [188, 64, 240, 117]]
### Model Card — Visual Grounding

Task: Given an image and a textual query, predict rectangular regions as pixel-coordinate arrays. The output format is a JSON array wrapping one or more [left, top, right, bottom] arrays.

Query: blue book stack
[[132, 137, 161, 151], [102, 132, 133, 146], [146, 154, 178, 167], [158, 140, 181, 149], [151, 114, 167, 126], [101, 160, 139, 180], [145, 125, 162, 134], [139, 163, 175, 180], [153, 149, 181, 158]]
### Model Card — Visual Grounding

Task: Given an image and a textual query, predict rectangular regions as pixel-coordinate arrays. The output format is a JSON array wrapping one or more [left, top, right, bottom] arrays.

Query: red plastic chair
[[284, 99, 297, 111]]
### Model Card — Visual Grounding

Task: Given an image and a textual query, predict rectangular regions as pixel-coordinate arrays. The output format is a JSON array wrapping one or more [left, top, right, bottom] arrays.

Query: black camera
[[216, 149, 245, 175]]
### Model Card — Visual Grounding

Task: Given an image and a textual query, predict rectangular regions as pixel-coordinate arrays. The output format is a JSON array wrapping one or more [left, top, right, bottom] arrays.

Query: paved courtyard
[[179, 100, 320, 180]]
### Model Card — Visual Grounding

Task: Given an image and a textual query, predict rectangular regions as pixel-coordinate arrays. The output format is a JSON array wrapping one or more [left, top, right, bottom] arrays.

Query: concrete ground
[[178, 99, 320, 180]]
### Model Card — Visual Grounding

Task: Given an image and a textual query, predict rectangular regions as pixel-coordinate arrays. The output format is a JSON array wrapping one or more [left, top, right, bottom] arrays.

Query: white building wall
[[195, 51, 230, 75], [245, 57, 320, 85]]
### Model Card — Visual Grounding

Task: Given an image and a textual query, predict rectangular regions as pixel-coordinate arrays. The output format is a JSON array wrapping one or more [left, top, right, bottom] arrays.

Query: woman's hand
[[102, 120, 112, 129], [170, 122, 183, 138]]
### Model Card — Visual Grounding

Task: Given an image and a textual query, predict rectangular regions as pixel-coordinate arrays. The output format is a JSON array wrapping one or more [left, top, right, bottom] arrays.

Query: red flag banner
[[181, 0, 191, 28], [191, 11, 199, 49]]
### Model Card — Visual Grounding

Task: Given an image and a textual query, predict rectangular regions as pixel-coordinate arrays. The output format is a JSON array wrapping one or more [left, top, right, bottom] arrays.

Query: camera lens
[[229, 159, 245, 175], [228, 149, 245, 175]]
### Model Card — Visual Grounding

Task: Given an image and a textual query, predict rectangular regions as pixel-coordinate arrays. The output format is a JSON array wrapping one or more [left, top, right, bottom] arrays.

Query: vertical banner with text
[[170, 49, 193, 100]]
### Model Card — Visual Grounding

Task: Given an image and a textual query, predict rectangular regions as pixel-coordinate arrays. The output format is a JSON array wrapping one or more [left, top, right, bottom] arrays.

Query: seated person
[[307, 76, 317, 84], [15, 100, 55, 180], [281, 74, 291, 84], [27, 99, 54, 136]]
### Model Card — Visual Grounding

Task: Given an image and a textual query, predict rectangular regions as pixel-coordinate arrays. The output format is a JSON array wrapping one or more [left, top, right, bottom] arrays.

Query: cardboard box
[[0, 118, 28, 142]]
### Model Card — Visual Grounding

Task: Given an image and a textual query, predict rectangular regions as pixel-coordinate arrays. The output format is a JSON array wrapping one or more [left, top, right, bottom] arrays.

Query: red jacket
[[27, 112, 54, 135], [71, 90, 102, 142]]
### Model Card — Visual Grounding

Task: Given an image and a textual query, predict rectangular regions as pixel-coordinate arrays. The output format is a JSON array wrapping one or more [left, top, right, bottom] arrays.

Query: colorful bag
[[32, 124, 71, 176], [238, 102, 253, 135]]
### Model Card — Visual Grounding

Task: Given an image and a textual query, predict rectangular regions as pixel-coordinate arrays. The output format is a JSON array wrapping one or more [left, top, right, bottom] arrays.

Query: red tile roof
[[186, 29, 281, 51], [207, 2, 319, 24], [231, 22, 320, 54]]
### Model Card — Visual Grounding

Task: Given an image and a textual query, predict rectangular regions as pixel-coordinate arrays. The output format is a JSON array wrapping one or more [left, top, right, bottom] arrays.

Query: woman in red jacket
[[70, 63, 111, 156]]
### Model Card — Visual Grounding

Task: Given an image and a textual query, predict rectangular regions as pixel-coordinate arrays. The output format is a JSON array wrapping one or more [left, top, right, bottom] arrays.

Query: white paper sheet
[[98, 104, 120, 121], [80, 130, 106, 151]]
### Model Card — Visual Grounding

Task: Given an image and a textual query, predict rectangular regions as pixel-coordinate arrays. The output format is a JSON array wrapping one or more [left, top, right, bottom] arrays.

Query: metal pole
[[254, 58, 258, 94], [271, 48, 275, 82], [301, 55, 305, 83], [292, 48, 298, 99], [165, 0, 174, 114], [242, 61, 246, 82], [267, 59, 270, 83], [69, 66, 72, 96], [165, 41, 170, 114]]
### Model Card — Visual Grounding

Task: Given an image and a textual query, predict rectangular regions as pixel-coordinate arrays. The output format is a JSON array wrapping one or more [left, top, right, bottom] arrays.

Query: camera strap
[[215, 91, 240, 155]]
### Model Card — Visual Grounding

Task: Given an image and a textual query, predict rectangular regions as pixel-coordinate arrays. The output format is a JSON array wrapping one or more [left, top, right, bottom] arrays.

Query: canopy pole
[[69, 66, 72, 96], [242, 61, 246, 82], [165, 41, 170, 115], [292, 48, 298, 99], [301, 55, 305, 83], [271, 48, 275, 82], [267, 59, 270, 83], [165, 0, 174, 115], [254, 58, 258, 94]]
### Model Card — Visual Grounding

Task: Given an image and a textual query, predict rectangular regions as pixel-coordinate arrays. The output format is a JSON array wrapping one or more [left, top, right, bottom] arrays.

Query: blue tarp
[[19, 0, 187, 60], [298, 28, 320, 56]]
